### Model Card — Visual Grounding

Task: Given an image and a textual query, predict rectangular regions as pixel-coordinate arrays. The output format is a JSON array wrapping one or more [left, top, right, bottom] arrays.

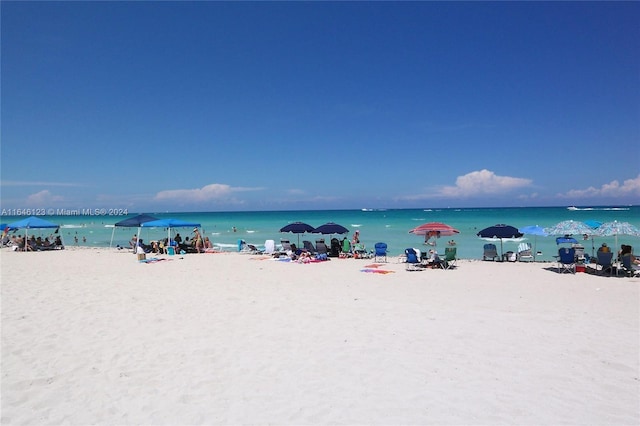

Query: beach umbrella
[[518, 225, 547, 261], [313, 222, 349, 235], [409, 222, 460, 247], [6, 216, 61, 249], [584, 220, 602, 229], [584, 220, 602, 257], [477, 224, 524, 259], [593, 221, 640, 250], [109, 214, 159, 248], [141, 218, 202, 249], [544, 220, 593, 237], [279, 221, 315, 246]]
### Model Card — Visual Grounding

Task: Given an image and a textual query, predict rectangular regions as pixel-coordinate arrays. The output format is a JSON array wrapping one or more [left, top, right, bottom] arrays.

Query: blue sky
[[2, 1, 639, 212]]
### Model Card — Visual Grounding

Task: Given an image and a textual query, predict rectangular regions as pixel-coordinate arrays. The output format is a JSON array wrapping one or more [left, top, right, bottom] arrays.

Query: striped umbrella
[[593, 221, 640, 250], [409, 222, 460, 247], [544, 220, 593, 237]]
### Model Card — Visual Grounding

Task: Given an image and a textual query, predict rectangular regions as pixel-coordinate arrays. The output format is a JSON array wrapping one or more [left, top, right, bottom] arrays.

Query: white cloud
[[25, 190, 64, 204], [154, 183, 263, 203], [398, 169, 533, 201], [438, 169, 532, 197], [559, 174, 640, 199]]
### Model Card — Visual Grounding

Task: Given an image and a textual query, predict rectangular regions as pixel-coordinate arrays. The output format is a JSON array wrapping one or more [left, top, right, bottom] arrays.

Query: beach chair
[[442, 247, 457, 269], [556, 247, 576, 274], [516, 243, 533, 262], [405, 248, 424, 271], [483, 243, 499, 261], [353, 243, 370, 259], [373, 242, 388, 263], [315, 240, 328, 255], [572, 244, 588, 263], [595, 251, 613, 276], [329, 238, 341, 257], [280, 240, 292, 252], [620, 253, 639, 277], [303, 240, 317, 254], [264, 239, 275, 255], [240, 242, 262, 254]]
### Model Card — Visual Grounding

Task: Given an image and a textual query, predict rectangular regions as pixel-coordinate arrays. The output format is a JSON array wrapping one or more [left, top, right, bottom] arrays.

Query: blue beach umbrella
[[584, 220, 602, 229], [518, 225, 547, 261], [6, 216, 61, 247], [110, 214, 159, 248], [141, 218, 202, 248]]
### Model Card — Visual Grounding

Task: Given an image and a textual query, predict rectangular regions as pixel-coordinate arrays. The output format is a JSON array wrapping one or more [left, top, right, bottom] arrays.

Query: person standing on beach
[[193, 228, 203, 253], [351, 230, 360, 246]]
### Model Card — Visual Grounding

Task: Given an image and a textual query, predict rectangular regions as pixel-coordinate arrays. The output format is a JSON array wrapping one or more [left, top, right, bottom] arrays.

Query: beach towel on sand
[[361, 268, 395, 274]]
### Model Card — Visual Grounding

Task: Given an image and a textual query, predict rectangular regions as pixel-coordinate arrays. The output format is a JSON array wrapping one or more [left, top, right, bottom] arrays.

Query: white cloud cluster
[[559, 174, 640, 199], [154, 183, 263, 202], [438, 169, 532, 197], [25, 190, 64, 204]]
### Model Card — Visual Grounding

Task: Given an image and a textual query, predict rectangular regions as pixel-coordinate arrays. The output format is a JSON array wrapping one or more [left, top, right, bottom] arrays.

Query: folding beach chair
[[405, 248, 424, 271], [373, 242, 388, 263], [556, 247, 576, 274], [441, 247, 457, 270], [483, 243, 499, 261], [517, 243, 533, 262]]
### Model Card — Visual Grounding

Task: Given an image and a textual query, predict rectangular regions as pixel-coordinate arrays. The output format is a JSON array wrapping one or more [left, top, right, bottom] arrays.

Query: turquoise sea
[[2, 206, 638, 261]]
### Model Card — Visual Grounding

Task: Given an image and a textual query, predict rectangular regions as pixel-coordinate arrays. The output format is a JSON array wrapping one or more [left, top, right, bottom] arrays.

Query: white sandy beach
[[1, 248, 639, 425]]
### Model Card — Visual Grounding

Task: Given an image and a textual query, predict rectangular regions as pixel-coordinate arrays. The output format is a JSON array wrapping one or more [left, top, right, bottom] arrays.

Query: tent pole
[[109, 226, 116, 248]]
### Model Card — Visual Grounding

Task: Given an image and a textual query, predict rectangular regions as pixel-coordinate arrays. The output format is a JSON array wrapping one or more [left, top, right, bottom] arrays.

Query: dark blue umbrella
[[313, 222, 349, 235], [279, 222, 315, 245], [114, 214, 159, 227], [110, 214, 159, 247], [477, 224, 524, 260]]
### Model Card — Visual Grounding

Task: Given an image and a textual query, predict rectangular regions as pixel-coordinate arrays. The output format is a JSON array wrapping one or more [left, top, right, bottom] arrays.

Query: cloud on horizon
[[154, 183, 263, 203], [26, 190, 65, 205], [558, 174, 640, 199], [402, 169, 533, 201]]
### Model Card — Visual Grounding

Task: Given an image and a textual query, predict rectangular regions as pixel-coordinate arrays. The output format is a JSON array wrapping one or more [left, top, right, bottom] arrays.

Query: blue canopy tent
[[6, 216, 62, 248], [109, 214, 159, 248], [140, 218, 202, 252]]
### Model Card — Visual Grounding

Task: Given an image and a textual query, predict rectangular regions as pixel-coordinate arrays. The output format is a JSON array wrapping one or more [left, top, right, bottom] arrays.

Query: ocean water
[[2, 206, 638, 261]]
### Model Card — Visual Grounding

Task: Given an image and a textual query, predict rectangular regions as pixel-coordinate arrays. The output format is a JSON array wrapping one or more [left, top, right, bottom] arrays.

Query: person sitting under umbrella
[[425, 249, 441, 268]]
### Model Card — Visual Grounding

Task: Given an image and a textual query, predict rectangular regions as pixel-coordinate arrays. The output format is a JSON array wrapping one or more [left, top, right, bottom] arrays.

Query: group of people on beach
[[130, 228, 214, 254], [597, 242, 640, 264], [2, 234, 64, 251]]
